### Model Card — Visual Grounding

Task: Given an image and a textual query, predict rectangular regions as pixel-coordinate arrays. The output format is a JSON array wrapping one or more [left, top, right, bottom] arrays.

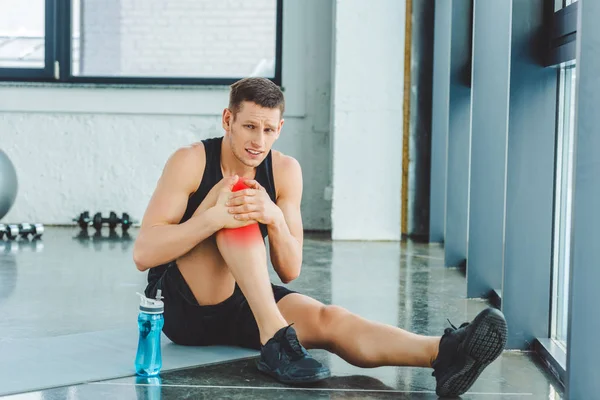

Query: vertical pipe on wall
[[402, 0, 412, 237]]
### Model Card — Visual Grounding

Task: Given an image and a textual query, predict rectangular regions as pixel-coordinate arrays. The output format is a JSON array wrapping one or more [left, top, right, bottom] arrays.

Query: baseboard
[[533, 338, 567, 388]]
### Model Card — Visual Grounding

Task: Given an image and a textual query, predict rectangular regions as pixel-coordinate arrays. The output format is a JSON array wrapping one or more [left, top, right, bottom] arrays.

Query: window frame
[[0, 0, 284, 86], [550, 64, 576, 349], [531, 1, 579, 389]]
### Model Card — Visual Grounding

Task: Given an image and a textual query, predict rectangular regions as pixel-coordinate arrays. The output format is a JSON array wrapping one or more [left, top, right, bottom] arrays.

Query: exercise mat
[[0, 328, 259, 396]]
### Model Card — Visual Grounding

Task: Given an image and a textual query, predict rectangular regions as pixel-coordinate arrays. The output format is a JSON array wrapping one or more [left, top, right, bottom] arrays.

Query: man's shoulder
[[169, 142, 206, 165], [271, 150, 301, 174], [271, 150, 302, 198], [162, 142, 207, 189]]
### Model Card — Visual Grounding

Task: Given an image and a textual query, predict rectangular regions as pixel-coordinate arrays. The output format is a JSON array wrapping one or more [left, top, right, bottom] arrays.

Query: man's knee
[[215, 223, 263, 247], [317, 305, 350, 345]]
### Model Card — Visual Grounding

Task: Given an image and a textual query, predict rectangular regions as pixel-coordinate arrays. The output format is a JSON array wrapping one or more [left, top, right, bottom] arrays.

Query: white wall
[[0, 0, 333, 231], [330, 0, 406, 240]]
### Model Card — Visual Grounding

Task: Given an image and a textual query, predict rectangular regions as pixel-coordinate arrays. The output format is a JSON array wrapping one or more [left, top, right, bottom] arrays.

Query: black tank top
[[147, 136, 277, 283]]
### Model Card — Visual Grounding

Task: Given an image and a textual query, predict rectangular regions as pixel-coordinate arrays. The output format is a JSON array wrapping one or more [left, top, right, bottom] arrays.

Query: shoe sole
[[256, 360, 331, 385], [436, 308, 508, 398]]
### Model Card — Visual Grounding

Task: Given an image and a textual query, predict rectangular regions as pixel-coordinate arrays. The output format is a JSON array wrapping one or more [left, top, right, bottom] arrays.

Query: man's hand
[[209, 176, 258, 230], [191, 175, 239, 218], [225, 179, 283, 226]]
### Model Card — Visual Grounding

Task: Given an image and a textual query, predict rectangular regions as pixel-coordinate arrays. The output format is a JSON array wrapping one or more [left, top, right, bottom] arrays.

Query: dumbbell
[[0, 224, 20, 241], [17, 223, 44, 239], [73, 211, 92, 229], [93, 211, 120, 231], [0, 223, 43, 240], [91, 212, 135, 232]]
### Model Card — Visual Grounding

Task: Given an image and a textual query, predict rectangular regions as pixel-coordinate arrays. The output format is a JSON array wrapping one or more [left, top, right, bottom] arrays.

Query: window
[[551, 64, 576, 349], [0, 0, 45, 68], [0, 0, 55, 78], [556, 0, 579, 10], [0, 0, 283, 85]]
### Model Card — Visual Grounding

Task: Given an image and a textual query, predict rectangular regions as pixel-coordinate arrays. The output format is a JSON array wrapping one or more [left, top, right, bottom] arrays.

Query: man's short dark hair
[[229, 77, 285, 119]]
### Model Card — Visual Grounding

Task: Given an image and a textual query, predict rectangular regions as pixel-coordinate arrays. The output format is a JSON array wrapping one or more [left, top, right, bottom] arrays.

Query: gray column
[[466, 1, 511, 298], [444, 0, 472, 267], [566, 0, 600, 397], [406, 0, 434, 241], [429, 0, 451, 243], [502, 0, 557, 349]]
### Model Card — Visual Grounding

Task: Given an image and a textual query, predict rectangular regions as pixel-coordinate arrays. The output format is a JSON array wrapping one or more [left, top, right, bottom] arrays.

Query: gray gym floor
[[0, 227, 563, 399]]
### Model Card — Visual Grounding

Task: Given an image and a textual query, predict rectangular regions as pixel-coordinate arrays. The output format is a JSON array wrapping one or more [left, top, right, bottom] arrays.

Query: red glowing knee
[[221, 178, 262, 245]]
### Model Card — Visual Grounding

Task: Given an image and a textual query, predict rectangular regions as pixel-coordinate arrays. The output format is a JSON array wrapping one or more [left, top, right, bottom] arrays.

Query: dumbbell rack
[[73, 211, 136, 232], [0, 223, 44, 241]]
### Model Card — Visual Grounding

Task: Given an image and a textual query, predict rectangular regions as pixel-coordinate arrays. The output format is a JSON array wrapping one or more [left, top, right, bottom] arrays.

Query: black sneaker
[[256, 325, 331, 384], [432, 307, 508, 398]]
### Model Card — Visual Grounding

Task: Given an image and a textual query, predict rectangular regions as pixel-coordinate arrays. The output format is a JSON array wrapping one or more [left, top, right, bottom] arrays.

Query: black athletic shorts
[[144, 262, 296, 350]]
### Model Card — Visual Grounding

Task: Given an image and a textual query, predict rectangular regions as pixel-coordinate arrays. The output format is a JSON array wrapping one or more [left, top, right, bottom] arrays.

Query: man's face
[[222, 101, 284, 168]]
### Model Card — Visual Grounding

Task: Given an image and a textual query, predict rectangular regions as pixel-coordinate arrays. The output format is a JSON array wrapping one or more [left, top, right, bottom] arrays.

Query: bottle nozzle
[[136, 292, 147, 306], [136, 291, 164, 314]]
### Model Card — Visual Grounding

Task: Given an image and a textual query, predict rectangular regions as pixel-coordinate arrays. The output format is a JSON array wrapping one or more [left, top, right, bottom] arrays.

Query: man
[[133, 77, 507, 397]]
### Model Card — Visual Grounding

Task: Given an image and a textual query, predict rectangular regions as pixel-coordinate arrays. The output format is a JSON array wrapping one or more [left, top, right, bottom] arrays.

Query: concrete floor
[[0, 227, 563, 399]]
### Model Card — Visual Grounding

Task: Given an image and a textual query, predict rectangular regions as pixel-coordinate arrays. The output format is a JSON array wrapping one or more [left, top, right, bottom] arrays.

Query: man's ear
[[222, 108, 233, 131], [277, 118, 285, 137]]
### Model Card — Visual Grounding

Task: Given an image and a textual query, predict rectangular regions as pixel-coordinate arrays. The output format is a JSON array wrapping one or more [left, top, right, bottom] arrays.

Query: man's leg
[[277, 293, 507, 397], [176, 233, 288, 346], [214, 226, 331, 383], [214, 226, 288, 345], [177, 178, 291, 345], [178, 223, 330, 383], [276, 294, 440, 368], [179, 219, 291, 345]]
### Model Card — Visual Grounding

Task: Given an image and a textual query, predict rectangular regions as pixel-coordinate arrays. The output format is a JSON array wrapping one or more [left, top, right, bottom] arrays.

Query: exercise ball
[[0, 149, 18, 220]]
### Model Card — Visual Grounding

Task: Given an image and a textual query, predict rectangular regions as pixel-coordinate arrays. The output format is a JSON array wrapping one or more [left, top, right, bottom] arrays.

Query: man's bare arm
[[267, 156, 304, 283], [133, 145, 223, 271]]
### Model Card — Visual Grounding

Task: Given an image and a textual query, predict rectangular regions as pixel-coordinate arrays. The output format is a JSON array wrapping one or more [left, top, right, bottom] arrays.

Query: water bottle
[[134, 290, 164, 376]]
